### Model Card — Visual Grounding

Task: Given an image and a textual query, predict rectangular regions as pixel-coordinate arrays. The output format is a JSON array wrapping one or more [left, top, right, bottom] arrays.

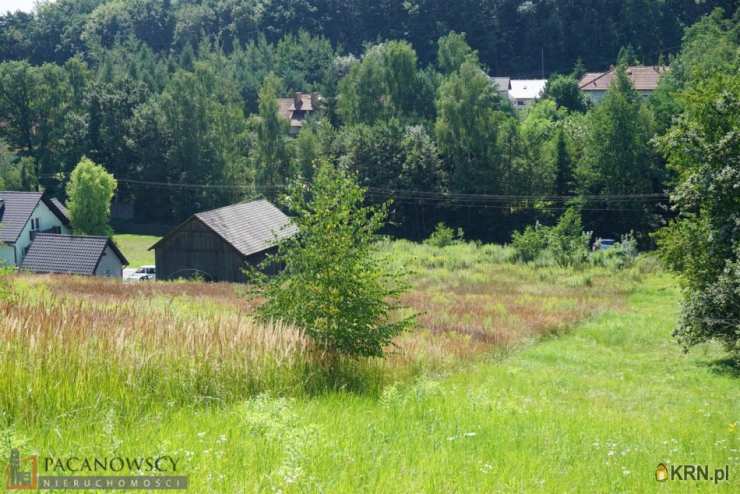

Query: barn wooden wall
[[154, 218, 251, 282]]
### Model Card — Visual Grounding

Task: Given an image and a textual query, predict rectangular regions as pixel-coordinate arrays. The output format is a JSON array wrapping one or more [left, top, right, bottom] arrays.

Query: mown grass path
[[21, 274, 739, 492]]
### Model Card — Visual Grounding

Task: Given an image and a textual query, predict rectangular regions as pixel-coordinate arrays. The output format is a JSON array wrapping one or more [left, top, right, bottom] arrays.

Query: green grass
[[112, 234, 160, 267], [4, 272, 737, 492]]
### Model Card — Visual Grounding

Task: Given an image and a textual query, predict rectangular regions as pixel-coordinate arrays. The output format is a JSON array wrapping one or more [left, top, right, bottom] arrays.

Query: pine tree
[[552, 128, 574, 196]]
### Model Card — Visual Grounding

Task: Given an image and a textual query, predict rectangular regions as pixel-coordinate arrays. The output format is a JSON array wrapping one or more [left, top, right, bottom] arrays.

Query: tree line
[[0, 3, 737, 243], [1, 0, 733, 75]]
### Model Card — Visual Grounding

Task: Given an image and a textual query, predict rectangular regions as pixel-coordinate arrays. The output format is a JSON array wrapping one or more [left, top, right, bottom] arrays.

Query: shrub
[[254, 162, 414, 359], [424, 222, 463, 247], [511, 222, 549, 262], [548, 208, 591, 267], [673, 249, 739, 354], [511, 208, 592, 267]]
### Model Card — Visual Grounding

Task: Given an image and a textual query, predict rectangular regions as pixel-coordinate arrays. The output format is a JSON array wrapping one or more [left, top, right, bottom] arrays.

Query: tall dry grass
[[2, 242, 637, 427], [0, 290, 312, 426]]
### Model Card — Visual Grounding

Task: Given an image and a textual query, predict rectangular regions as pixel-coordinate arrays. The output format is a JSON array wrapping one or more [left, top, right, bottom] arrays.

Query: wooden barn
[[150, 200, 297, 282]]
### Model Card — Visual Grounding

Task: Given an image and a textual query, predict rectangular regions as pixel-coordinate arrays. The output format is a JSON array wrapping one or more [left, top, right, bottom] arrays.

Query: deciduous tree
[[66, 157, 117, 235], [255, 162, 413, 359]]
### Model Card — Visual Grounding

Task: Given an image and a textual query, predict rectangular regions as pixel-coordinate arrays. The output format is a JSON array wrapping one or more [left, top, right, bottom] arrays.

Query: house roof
[[490, 76, 511, 92], [508, 79, 547, 100], [150, 199, 298, 258], [0, 191, 70, 244], [277, 92, 321, 130], [50, 197, 70, 222], [20, 233, 128, 275], [579, 65, 667, 91]]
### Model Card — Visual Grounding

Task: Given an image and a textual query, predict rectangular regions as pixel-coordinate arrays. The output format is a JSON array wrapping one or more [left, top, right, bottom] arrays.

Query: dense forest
[[0, 0, 737, 241]]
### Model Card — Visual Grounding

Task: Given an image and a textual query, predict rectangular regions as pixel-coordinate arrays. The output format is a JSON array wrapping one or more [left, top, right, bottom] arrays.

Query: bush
[[547, 208, 591, 267], [253, 162, 414, 359], [424, 222, 463, 247], [511, 208, 592, 267], [673, 250, 740, 354], [511, 222, 549, 262]]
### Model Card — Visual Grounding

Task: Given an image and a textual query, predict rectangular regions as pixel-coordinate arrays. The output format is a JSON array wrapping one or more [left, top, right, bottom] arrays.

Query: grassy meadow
[[1, 241, 736, 492], [112, 234, 159, 267]]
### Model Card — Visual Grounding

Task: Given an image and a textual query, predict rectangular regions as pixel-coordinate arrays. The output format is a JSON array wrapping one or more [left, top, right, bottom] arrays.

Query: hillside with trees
[[0, 3, 738, 490], [0, 1, 737, 243]]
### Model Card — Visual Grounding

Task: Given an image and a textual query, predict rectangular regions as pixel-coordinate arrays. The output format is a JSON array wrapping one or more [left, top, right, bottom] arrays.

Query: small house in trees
[[508, 79, 547, 108], [0, 191, 71, 266], [150, 199, 297, 282], [579, 65, 668, 103], [277, 92, 323, 135], [20, 233, 128, 278], [489, 76, 511, 99]]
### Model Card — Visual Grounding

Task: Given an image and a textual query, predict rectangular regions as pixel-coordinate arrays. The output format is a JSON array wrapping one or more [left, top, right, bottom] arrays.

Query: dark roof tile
[[21, 233, 128, 275], [151, 199, 297, 257], [0, 191, 70, 243], [0, 191, 43, 243], [195, 200, 297, 257]]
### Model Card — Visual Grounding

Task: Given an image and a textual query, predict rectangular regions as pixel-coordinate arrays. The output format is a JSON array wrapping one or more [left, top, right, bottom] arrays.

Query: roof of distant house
[[150, 199, 298, 258], [277, 92, 322, 130], [490, 76, 511, 92], [0, 191, 70, 243], [508, 79, 547, 100], [21, 233, 128, 275], [579, 65, 668, 91]]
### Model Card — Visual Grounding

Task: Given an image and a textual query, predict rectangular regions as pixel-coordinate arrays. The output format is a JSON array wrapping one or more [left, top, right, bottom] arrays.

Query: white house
[[508, 79, 547, 108], [0, 191, 71, 267]]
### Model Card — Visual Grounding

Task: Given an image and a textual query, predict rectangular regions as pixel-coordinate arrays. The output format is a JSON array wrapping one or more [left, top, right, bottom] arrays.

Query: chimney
[[294, 92, 303, 110]]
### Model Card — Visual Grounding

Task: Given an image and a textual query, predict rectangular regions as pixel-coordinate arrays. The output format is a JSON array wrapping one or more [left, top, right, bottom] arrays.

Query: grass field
[[112, 234, 159, 267], [1, 242, 736, 492]]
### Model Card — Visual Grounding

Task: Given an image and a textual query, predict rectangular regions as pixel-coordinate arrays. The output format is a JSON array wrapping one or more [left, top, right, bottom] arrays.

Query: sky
[[3, 0, 45, 15]]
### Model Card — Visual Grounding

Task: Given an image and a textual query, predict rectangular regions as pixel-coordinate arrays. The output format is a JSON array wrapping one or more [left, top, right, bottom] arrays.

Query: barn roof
[[151, 199, 298, 258], [0, 191, 70, 243], [20, 233, 128, 275]]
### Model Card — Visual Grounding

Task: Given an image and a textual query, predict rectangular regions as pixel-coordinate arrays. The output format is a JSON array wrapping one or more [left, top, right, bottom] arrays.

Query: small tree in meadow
[[255, 162, 414, 359], [66, 157, 117, 235]]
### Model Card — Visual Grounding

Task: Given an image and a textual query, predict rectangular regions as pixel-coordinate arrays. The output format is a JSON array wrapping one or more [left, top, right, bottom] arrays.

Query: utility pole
[[541, 47, 545, 79]]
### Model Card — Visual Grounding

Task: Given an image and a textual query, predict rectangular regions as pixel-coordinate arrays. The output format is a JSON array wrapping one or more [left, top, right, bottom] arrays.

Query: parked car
[[597, 238, 616, 251], [125, 265, 156, 281]]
